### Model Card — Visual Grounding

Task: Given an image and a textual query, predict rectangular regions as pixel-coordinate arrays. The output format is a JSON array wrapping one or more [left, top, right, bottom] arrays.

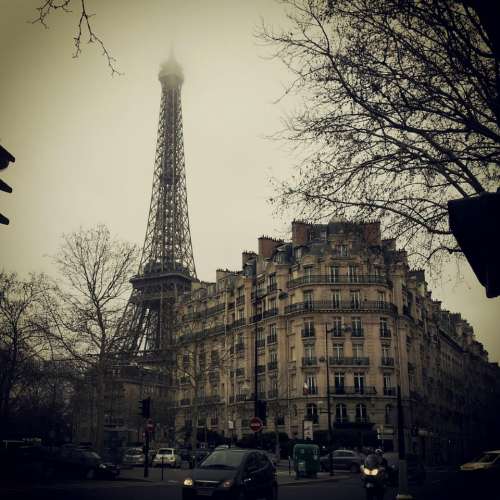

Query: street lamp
[[324, 323, 335, 476]]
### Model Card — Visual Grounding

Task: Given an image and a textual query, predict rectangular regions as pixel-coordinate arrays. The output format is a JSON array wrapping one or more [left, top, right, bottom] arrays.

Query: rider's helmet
[[375, 448, 384, 456]]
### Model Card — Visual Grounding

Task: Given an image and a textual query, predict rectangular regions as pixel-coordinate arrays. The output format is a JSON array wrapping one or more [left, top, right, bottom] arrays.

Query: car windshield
[[126, 449, 142, 455], [476, 453, 499, 463], [199, 450, 245, 469], [158, 449, 173, 455]]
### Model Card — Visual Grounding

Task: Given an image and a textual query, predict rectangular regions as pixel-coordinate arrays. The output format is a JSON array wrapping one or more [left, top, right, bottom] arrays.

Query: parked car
[[182, 448, 277, 500], [319, 449, 364, 473], [460, 450, 500, 473], [122, 447, 145, 467], [153, 448, 181, 468], [384, 452, 426, 485], [56, 447, 120, 479]]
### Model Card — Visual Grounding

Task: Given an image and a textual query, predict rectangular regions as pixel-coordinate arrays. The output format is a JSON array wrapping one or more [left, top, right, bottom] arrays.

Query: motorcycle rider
[[361, 449, 388, 500]]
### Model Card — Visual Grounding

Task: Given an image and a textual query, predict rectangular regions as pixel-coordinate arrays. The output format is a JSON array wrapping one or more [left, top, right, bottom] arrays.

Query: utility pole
[[396, 385, 412, 500], [325, 324, 334, 476]]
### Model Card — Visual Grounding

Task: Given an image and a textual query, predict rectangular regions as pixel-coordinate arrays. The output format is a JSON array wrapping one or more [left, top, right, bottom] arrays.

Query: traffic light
[[256, 400, 267, 425], [448, 190, 500, 298], [0, 144, 15, 225], [138, 397, 151, 418]]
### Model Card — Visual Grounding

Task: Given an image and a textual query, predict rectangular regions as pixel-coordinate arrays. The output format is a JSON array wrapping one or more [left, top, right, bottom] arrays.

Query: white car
[[460, 450, 500, 472], [153, 448, 181, 468]]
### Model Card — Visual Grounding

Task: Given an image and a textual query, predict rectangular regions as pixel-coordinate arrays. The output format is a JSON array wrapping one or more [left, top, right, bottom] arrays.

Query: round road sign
[[249, 416, 263, 432]]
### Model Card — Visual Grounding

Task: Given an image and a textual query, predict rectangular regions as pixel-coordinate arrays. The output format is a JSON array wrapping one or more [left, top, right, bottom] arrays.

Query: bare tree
[[32, 0, 121, 75], [0, 272, 52, 436], [260, 0, 500, 268], [42, 225, 138, 451]]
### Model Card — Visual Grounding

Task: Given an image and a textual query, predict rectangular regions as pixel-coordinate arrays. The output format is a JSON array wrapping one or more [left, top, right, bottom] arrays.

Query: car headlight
[[99, 464, 107, 469], [183, 478, 194, 487], [221, 480, 233, 488], [371, 468, 379, 476]]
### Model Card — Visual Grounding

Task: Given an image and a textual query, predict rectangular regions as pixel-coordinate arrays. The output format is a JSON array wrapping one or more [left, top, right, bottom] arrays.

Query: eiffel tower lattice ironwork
[[120, 56, 197, 355]]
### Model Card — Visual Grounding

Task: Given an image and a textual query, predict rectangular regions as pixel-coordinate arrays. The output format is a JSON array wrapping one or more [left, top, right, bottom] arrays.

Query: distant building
[[172, 220, 500, 464]]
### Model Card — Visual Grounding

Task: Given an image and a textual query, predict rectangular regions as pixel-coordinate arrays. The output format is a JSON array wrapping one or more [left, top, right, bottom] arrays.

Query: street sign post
[[249, 416, 263, 432]]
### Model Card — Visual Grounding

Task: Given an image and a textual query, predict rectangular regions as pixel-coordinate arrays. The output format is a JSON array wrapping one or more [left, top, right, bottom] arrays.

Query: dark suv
[[182, 448, 277, 500]]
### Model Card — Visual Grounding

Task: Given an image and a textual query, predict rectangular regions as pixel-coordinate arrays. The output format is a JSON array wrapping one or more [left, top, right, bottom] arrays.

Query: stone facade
[[172, 221, 500, 464]]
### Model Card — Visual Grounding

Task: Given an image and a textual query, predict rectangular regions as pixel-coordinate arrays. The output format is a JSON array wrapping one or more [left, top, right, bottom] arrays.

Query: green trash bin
[[293, 443, 320, 478]]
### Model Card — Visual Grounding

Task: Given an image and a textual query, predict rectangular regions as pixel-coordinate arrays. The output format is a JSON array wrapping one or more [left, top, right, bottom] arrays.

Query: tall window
[[268, 297, 277, 311], [333, 343, 344, 360], [334, 372, 345, 392], [268, 273, 276, 289], [258, 378, 266, 397], [306, 403, 318, 423], [380, 318, 390, 337], [238, 308, 245, 320], [332, 290, 341, 308], [304, 266, 313, 283], [305, 375, 318, 395], [269, 350, 278, 364], [355, 403, 367, 423], [335, 403, 348, 423], [304, 344, 315, 360], [331, 316, 342, 336], [268, 323, 277, 343], [352, 343, 364, 359], [329, 265, 340, 283], [257, 327, 265, 347], [385, 404, 393, 425], [350, 290, 361, 309], [377, 291, 386, 307], [354, 372, 365, 393], [351, 317, 363, 336], [381, 344, 391, 361], [348, 265, 359, 283], [336, 244, 348, 257], [303, 290, 313, 309], [303, 319, 315, 337], [383, 374, 393, 395]]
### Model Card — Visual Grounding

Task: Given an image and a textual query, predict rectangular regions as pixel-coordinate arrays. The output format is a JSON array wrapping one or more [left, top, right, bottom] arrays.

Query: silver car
[[122, 447, 145, 467], [153, 448, 181, 468]]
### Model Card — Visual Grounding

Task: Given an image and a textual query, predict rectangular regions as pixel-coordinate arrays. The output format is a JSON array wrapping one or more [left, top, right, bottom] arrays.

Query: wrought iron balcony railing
[[330, 385, 377, 396], [328, 356, 369, 366], [381, 357, 394, 367], [268, 361, 278, 371], [286, 301, 397, 315], [287, 274, 389, 288], [302, 356, 318, 367]]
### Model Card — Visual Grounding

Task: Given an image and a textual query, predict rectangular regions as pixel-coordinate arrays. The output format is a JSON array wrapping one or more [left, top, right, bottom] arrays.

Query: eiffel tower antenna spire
[[120, 57, 196, 354]]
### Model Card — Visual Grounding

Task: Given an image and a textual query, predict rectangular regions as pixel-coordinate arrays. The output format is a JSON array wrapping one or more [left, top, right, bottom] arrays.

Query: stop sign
[[249, 416, 263, 432]]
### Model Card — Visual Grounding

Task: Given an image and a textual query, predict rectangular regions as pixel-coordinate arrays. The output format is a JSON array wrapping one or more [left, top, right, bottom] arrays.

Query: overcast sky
[[1, 0, 498, 362]]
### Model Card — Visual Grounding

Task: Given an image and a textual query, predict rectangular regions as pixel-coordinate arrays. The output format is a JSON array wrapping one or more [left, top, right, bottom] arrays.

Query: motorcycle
[[361, 454, 387, 500]]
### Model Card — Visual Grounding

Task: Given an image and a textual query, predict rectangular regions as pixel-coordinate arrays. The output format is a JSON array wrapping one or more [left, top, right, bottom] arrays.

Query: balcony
[[256, 364, 266, 374], [330, 386, 377, 396], [180, 398, 191, 406], [268, 361, 278, 371], [256, 339, 266, 348], [381, 357, 394, 367], [267, 334, 277, 345], [328, 356, 369, 366], [232, 318, 246, 329], [287, 274, 389, 288], [383, 387, 397, 396], [302, 356, 318, 367], [301, 328, 316, 338], [268, 283, 278, 292], [235, 394, 247, 402], [236, 296, 245, 306], [380, 328, 392, 338], [286, 301, 397, 315], [263, 308, 278, 319]]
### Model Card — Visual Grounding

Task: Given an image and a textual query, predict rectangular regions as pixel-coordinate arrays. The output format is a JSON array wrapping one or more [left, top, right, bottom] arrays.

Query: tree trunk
[[94, 365, 105, 453]]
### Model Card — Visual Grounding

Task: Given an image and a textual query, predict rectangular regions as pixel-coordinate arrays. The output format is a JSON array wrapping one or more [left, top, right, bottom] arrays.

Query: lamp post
[[324, 324, 334, 476]]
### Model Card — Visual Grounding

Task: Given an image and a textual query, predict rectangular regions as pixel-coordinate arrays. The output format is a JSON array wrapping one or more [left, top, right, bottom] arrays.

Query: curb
[[279, 475, 349, 487]]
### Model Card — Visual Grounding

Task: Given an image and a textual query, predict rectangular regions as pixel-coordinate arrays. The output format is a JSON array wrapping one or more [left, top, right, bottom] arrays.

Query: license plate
[[197, 488, 213, 496]]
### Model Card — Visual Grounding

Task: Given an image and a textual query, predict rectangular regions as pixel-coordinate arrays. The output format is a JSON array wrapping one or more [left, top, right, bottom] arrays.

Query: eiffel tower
[[120, 55, 197, 356]]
